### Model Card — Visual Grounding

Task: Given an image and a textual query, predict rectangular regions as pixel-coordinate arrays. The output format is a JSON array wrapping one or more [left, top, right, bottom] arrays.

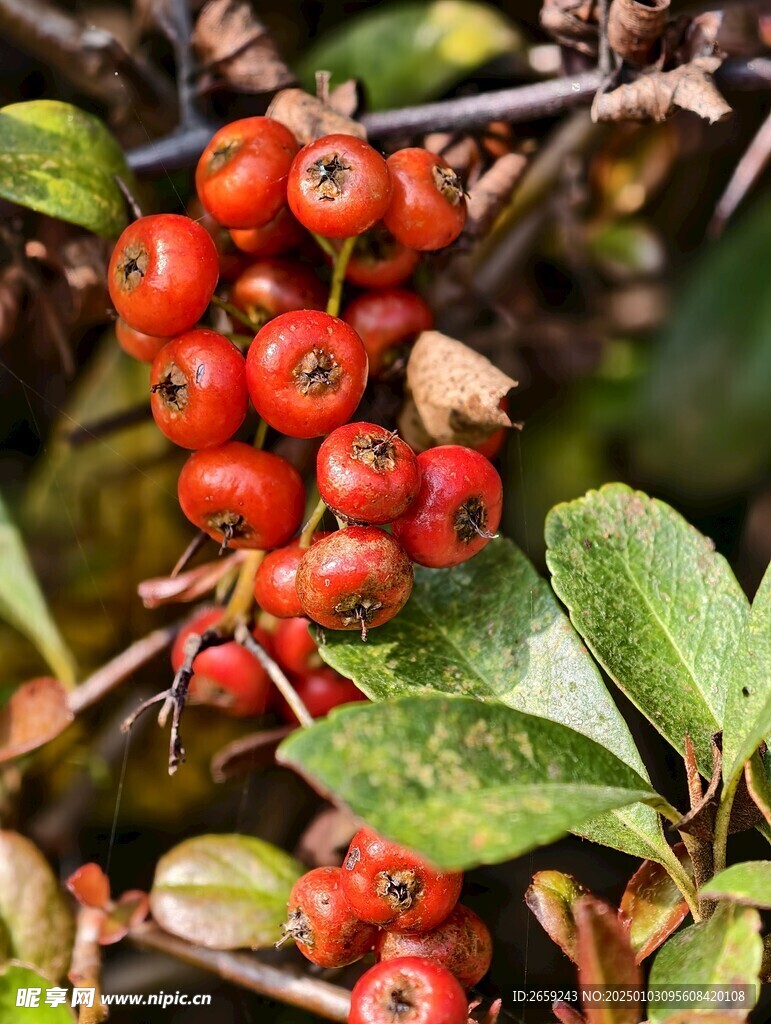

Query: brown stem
[[129, 925, 350, 1022], [69, 906, 108, 1023], [65, 404, 153, 447], [234, 625, 314, 728], [709, 106, 771, 236], [171, 530, 210, 577]]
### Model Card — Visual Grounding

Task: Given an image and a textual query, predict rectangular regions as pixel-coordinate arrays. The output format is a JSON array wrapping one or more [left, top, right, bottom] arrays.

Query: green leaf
[[149, 834, 303, 950], [0, 101, 130, 237], [635, 197, 771, 496], [0, 964, 75, 1022], [525, 870, 591, 963], [648, 902, 762, 1021], [295, 1, 522, 110], [0, 832, 75, 981], [700, 862, 771, 909], [0, 494, 76, 687], [545, 484, 749, 774], [722, 560, 771, 787], [278, 694, 665, 870], [320, 537, 677, 870]]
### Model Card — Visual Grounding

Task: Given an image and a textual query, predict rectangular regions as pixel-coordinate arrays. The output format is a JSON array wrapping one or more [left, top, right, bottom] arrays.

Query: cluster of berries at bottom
[[284, 826, 492, 1024]]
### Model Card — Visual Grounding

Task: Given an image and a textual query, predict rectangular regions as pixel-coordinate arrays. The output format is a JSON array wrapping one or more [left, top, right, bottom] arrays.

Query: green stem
[[211, 294, 263, 334], [326, 236, 356, 318], [713, 772, 740, 876], [253, 419, 268, 450], [667, 857, 702, 922], [299, 498, 327, 549], [311, 232, 337, 259]]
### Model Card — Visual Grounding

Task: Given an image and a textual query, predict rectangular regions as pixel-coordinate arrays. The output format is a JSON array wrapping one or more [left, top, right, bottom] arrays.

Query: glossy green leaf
[[0, 496, 76, 687], [320, 537, 677, 870], [0, 964, 75, 1022], [648, 902, 762, 1021], [295, 1, 522, 110], [150, 834, 303, 950], [722, 560, 771, 787], [0, 101, 130, 237], [700, 862, 771, 909], [0, 832, 74, 981], [278, 695, 665, 870], [546, 484, 748, 774], [635, 197, 771, 496]]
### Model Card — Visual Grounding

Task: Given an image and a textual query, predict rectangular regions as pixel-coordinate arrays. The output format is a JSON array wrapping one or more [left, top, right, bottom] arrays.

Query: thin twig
[[326, 236, 356, 318], [129, 925, 350, 1022], [709, 106, 771, 236], [69, 907, 108, 1024], [235, 625, 314, 728], [114, 175, 144, 221], [154, 0, 205, 129], [172, 530, 210, 578], [66, 404, 153, 447], [299, 497, 328, 549], [210, 293, 263, 333], [597, 0, 612, 76]]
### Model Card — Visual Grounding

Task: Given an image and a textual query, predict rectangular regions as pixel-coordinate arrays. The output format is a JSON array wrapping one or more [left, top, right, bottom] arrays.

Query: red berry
[[273, 617, 321, 675], [115, 319, 168, 362], [392, 446, 502, 568], [341, 827, 462, 932], [150, 330, 247, 449], [296, 528, 413, 638], [343, 289, 434, 377], [377, 904, 492, 990], [246, 310, 368, 438], [473, 428, 506, 461], [230, 207, 306, 258], [343, 224, 420, 289], [287, 134, 391, 239], [108, 215, 219, 337], [383, 149, 467, 252], [349, 958, 468, 1024], [230, 259, 326, 325], [276, 667, 366, 724], [171, 608, 270, 717], [284, 867, 378, 968], [195, 117, 299, 229], [187, 198, 250, 282], [316, 423, 420, 525], [177, 442, 304, 550], [253, 534, 333, 620]]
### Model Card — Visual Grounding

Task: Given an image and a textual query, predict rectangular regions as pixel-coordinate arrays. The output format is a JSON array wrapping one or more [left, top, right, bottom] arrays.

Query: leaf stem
[[666, 856, 702, 922], [299, 498, 328, 549], [253, 418, 269, 451], [311, 232, 337, 259], [326, 236, 356, 318], [220, 550, 264, 631], [713, 772, 740, 876]]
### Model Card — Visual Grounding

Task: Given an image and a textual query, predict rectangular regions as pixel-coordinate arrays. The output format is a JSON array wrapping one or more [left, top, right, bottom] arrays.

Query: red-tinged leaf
[[66, 864, 110, 909], [575, 896, 642, 1024], [99, 891, 149, 945], [525, 870, 592, 963], [619, 843, 694, 962], [137, 552, 246, 609], [0, 677, 73, 763], [554, 1002, 586, 1024]]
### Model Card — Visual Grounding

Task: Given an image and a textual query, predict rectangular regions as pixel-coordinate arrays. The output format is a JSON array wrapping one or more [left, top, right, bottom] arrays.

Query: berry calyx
[[383, 149, 467, 252], [115, 319, 168, 363], [295, 528, 413, 639], [108, 215, 219, 337], [343, 224, 420, 289], [177, 442, 305, 550], [341, 828, 462, 932], [230, 259, 326, 326], [287, 134, 392, 238], [195, 117, 299, 229], [276, 667, 366, 724], [283, 867, 378, 968], [392, 446, 502, 568], [377, 904, 493, 990], [316, 422, 420, 525], [343, 290, 434, 377], [246, 310, 368, 438], [349, 957, 468, 1024], [149, 330, 247, 449], [171, 609, 270, 717]]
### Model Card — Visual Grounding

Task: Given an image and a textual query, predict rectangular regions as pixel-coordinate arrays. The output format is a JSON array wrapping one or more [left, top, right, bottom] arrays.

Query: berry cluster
[[284, 827, 492, 1024], [108, 114, 505, 679]]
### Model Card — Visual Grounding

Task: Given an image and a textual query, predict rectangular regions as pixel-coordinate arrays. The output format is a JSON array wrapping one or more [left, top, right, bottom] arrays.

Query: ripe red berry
[[343, 289, 434, 377], [283, 867, 378, 968], [253, 534, 335, 620], [343, 224, 420, 289], [349, 957, 468, 1024], [276, 667, 366, 724], [341, 827, 462, 932], [392, 446, 502, 568], [246, 310, 368, 438], [273, 617, 321, 675], [296, 528, 413, 638], [473, 428, 506, 461], [230, 259, 326, 326], [229, 207, 306, 258], [150, 330, 247, 449], [287, 134, 391, 238], [108, 214, 219, 337], [383, 149, 467, 252], [115, 319, 168, 362], [317, 423, 420, 525], [177, 442, 304, 550], [187, 198, 250, 282], [377, 904, 492, 990], [195, 117, 299, 229], [172, 608, 270, 717]]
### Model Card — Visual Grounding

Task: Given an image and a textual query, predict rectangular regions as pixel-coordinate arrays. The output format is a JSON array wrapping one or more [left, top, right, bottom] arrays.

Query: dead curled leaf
[[0, 677, 74, 764], [406, 331, 517, 447], [540, 0, 599, 58], [267, 88, 366, 145], [192, 0, 294, 94], [591, 56, 732, 124], [137, 551, 246, 609], [674, 733, 764, 840]]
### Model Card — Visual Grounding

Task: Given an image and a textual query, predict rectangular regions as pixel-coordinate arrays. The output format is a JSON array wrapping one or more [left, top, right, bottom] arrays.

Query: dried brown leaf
[[465, 153, 528, 240], [0, 677, 74, 764], [591, 56, 732, 124], [406, 330, 517, 447], [675, 734, 763, 839], [210, 725, 294, 783], [267, 88, 366, 145], [138, 551, 246, 609], [294, 806, 358, 868], [608, 0, 670, 66], [328, 79, 362, 119], [0, 264, 27, 346], [540, 0, 599, 57], [192, 0, 294, 94]]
